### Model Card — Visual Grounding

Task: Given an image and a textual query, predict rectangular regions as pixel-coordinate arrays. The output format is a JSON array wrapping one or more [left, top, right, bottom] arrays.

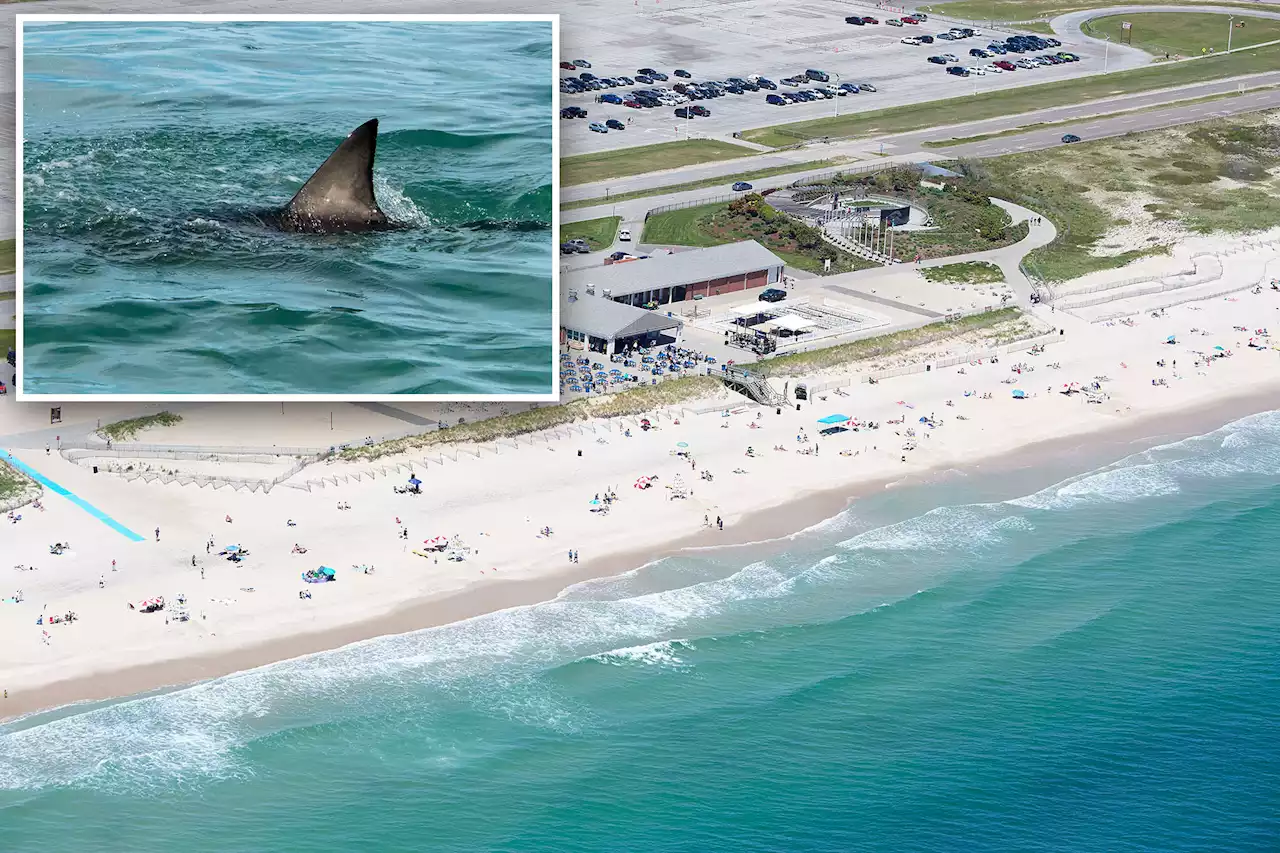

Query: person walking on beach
[[716, 516, 723, 530], [155, 527, 160, 542], [111, 559, 116, 572], [568, 550, 573, 563]]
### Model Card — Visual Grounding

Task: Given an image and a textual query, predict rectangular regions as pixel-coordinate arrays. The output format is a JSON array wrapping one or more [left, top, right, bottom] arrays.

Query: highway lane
[[939, 83, 1280, 157], [562, 70, 1280, 207]]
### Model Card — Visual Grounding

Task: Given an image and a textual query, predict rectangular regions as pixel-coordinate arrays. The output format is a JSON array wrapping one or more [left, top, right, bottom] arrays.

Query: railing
[[645, 193, 738, 220]]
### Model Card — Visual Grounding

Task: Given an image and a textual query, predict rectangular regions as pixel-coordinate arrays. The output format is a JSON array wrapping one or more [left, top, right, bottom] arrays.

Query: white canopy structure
[[766, 314, 816, 333]]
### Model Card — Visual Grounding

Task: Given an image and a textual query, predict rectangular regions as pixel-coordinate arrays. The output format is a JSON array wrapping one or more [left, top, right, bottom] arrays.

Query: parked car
[[1062, 134, 1081, 144], [606, 119, 625, 130], [759, 288, 787, 303], [968, 65, 986, 75], [561, 239, 590, 254], [946, 66, 969, 76], [982, 64, 1002, 73], [838, 82, 861, 93], [995, 60, 1017, 71], [902, 36, 922, 45], [886, 18, 904, 26], [919, 34, 935, 43], [618, 228, 632, 241], [756, 77, 777, 89], [937, 32, 955, 40], [942, 54, 958, 62], [559, 106, 588, 119], [559, 61, 576, 70], [862, 17, 880, 24], [674, 69, 692, 78], [927, 55, 947, 64], [805, 69, 830, 82], [1016, 58, 1037, 68], [970, 48, 989, 57], [600, 93, 622, 104], [572, 59, 591, 68], [732, 181, 753, 191], [845, 15, 865, 25], [1047, 38, 1062, 47], [914, 12, 928, 20], [766, 93, 787, 105], [858, 82, 877, 92], [691, 105, 710, 116], [588, 122, 608, 133], [635, 75, 653, 84]]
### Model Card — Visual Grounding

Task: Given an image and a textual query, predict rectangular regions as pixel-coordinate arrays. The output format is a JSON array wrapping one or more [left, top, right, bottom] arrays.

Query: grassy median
[[559, 216, 621, 251], [741, 43, 1280, 148], [1083, 12, 1280, 57], [0, 239, 14, 275], [561, 139, 758, 186], [918, 0, 1273, 21]]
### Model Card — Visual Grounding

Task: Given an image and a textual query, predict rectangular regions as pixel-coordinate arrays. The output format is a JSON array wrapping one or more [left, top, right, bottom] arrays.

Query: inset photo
[[18, 15, 558, 399]]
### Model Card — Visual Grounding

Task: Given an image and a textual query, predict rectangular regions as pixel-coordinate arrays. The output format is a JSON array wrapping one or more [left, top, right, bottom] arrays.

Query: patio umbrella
[[408, 477, 422, 487], [1166, 335, 1177, 343]]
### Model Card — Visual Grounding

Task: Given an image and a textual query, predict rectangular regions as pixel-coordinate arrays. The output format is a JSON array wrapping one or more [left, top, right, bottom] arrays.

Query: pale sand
[[2, 292, 1279, 720]]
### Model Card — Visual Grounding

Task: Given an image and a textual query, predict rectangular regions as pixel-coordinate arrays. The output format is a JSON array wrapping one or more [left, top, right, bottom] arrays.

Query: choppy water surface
[[2, 410, 1280, 851], [22, 21, 555, 395]]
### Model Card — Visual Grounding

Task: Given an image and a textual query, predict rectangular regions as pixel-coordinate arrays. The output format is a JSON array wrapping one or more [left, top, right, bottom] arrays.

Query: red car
[[995, 60, 1017, 71], [559, 61, 576, 70], [862, 16, 879, 24], [902, 16, 919, 24], [623, 99, 643, 108]]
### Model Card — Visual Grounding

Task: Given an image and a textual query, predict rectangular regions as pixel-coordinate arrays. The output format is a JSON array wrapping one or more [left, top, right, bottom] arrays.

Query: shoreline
[[5, 383, 1277, 724]]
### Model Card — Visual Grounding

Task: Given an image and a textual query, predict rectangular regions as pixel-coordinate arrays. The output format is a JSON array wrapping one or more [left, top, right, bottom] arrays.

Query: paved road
[[939, 83, 1280, 157], [562, 69, 1280, 219]]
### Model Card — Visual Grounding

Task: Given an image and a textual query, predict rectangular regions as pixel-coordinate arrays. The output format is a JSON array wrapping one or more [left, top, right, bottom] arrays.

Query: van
[[805, 69, 830, 82]]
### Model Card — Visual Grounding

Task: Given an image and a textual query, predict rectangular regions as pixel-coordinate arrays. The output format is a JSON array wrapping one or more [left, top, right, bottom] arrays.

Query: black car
[[927, 55, 947, 64], [918, 34, 934, 43], [559, 106, 588, 119], [572, 59, 591, 68], [946, 66, 969, 76], [759, 288, 787, 303], [606, 119, 625, 130], [674, 69, 692, 78], [845, 15, 865, 24], [756, 77, 777, 89], [1062, 133, 1081, 144]]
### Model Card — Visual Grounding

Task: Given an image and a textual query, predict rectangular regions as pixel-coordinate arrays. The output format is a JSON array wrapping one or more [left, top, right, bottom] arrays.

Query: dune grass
[[921, 261, 1006, 284], [561, 139, 757, 186], [98, 412, 183, 442], [560, 216, 621, 251]]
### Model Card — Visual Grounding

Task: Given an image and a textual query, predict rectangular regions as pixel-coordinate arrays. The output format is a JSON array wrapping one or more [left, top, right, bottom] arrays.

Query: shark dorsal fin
[[281, 119, 389, 232]]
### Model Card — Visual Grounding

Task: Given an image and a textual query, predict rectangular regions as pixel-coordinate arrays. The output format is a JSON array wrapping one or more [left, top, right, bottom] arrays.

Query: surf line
[[5, 453, 146, 542]]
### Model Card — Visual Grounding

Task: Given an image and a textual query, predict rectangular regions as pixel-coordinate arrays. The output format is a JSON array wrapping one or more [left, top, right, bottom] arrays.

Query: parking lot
[[557, 0, 1146, 156]]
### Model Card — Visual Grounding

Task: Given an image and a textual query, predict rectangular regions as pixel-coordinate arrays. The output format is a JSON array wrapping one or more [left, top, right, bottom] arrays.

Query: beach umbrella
[[1012, 389, 1026, 399], [1214, 346, 1226, 351], [319, 566, 336, 577], [817, 414, 849, 425], [408, 477, 422, 487], [589, 499, 600, 505], [1167, 335, 1177, 343], [676, 442, 689, 448], [225, 544, 240, 552]]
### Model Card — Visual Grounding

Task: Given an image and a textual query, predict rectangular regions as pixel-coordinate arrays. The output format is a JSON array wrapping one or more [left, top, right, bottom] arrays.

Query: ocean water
[[2, 410, 1280, 851], [20, 21, 555, 396]]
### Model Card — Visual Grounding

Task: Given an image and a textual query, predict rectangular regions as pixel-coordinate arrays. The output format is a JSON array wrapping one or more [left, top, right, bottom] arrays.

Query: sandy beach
[[2, 289, 1279, 720]]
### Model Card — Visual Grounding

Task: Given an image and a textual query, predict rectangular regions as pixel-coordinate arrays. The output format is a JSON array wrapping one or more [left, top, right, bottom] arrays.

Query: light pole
[[1103, 35, 1110, 73], [833, 72, 841, 118], [1228, 15, 1235, 52]]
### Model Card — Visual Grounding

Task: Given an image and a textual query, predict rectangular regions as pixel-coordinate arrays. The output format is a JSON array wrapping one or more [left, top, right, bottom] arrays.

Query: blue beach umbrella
[[817, 414, 850, 425], [408, 477, 422, 487], [1012, 389, 1026, 399]]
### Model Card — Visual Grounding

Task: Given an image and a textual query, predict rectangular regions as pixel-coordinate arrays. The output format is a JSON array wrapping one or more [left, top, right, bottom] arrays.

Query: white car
[[968, 66, 986, 75], [982, 64, 1002, 73], [901, 36, 922, 45], [618, 229, 631, 242]]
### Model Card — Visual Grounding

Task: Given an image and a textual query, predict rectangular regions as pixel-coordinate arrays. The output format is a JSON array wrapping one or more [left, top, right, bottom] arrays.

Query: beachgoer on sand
[[155, 527, 160, 542]]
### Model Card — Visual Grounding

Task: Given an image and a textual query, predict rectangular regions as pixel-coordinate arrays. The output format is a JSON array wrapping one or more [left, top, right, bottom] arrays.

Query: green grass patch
[[561, 139, 758, 187], [0, 329, 14, 352], [740, 43, 1280, 148], [0, 239, 13, 275], [98, 412, 183, 442], [560, 216, 620, 251], [642, 195, 879, 275], [1083, 12, 1280, 58], [561, 158, 852, 211], [0, 291, 14, 302], [919, 0, 1271, 21], [959, 111, 1280, 281], [921, 261, 1006, 284]]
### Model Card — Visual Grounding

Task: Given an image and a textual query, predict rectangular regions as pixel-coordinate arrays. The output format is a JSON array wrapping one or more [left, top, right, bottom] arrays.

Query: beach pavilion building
[[560, 289, 684, 356], [563, 240, 786, 309]]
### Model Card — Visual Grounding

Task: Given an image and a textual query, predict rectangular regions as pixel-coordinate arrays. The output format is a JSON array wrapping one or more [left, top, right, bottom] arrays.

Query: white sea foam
[[4, 409, 1277, 793]]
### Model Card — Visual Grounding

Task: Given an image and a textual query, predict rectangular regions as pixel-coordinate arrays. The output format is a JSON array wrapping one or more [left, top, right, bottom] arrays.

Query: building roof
[[564, 240, 785, 299], [561, 292, 684, 340]]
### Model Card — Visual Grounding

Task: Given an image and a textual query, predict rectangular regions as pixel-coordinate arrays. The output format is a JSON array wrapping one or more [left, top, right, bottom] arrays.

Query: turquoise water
[[2, 410, 1280, 851], [21, 21, 554, 395]]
